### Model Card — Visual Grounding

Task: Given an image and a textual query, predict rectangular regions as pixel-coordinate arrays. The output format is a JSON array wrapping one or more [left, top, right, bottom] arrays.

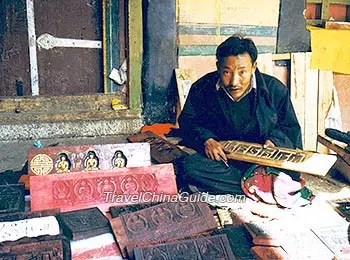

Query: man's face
[[217, 53, 257, 100]]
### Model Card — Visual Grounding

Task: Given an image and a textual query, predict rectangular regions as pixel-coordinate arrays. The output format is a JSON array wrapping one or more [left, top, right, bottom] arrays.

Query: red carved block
[[110, 201, 218, 258], [134, 234, 236, 260], [0, 183, 25, 215], [251, 246, 290, 260], [127, 131, 188, 163], [28, 143, 151, 175], [0, 235, 71, 260], [71, 233, 121, 260], [30, 164, 178, 212], [57, 207, 111, 240]]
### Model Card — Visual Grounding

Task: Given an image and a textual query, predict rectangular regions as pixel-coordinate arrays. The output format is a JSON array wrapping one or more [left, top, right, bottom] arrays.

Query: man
[[178, 35, 302, 195]]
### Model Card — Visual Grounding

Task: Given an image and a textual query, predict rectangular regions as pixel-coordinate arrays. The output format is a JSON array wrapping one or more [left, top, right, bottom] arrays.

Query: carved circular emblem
[[140, 174, 156, 191], [120, 176, 139, 194], [30, 154, 54, 175]]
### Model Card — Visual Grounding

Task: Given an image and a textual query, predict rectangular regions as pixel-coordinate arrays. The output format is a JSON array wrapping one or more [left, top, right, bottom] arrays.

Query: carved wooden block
[[328, 198, 350, 221], [110, 201, 217, 258], [311, 225, 350, 259], [0, 215, 61, 243], [30, 163, 178, 212], [70, 233, 121, 260], [0, 235, 71, 259], [221, 140, 337, 176], [251, 246, 290, 260], [127, 131, 188, 163], [28, 142, 151, 175], [134, 234, 235, 260], [0, 183, 25, 214], [243, 221, 285, 246], [214, 225, 254, 260], [109, 202, 160, 218], [57, 207, 111, 240], [0, 208, 60, 222]]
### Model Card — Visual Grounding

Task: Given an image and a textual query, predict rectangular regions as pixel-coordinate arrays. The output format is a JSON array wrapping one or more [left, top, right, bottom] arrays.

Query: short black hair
[[216, 35, 258, 64]]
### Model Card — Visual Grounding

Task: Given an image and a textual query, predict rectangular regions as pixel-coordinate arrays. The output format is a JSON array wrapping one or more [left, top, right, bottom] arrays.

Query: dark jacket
[[178, 69, 302, 152]]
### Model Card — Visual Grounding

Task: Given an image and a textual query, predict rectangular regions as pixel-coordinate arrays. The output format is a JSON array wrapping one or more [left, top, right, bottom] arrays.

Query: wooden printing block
[[311, 225, 350, 259], [243, 221, 285, 246], [30, 163, 178, 212], [127, 131, 188, 163], [109, 202, 161, 218], [0, 235, 71, 260], [213, 225, 255, 260], [28, 142, 151, 175], [328, 198, 350, 221], [0, 208, 60, 222], [251, 246, 290, 260], [57, 207, 111, 240], [70, 233, 121, 260], [133, 234, 236, 260], [0, 183, 25, 215], [110, 201, 218, 258], [0, 210, 61, 243]]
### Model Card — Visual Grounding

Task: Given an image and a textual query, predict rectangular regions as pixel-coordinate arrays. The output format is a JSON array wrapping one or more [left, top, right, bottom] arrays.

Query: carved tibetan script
[[222, 140, 307, 163], [134, 234, 235, 260], [128, 131, 188, 163], [57, 207, 111, 240], [0, 183, 25, 215], [30, 163, 178, 212], [110, 201, 217, 258]]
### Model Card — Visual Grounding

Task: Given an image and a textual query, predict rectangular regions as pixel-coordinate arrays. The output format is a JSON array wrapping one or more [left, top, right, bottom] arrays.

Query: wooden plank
[[251, 246, 290, 260], [304, 52, 319, 151], [71, 233, 122, 260], [0, 183, 25, 215], [291, 53, 306, 148], [257, 53, 273, 75], [57, 207, 111, 241], [30, 164, 178, 212], [128, 131, 188, 163], [0, 215, 60, 243], [321, 0, 330, 20], [0, 235, 71, 260], [317, 71, 334, 153], [221, 140, 337, 176], [128, 0, 143, 113], [317, 135, 350, 164], [110, 201, 217, 258], [326, 21, 350, 29], [28, 143, 151, 175], [133, 234, 236, 260]]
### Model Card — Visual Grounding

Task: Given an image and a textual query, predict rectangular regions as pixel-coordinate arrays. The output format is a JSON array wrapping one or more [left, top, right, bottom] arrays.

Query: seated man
[[178, 35, 302, 196]]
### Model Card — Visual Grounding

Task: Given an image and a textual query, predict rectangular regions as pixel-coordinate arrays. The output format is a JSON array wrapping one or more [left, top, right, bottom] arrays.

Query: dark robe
[[178, 69, 302, 194]]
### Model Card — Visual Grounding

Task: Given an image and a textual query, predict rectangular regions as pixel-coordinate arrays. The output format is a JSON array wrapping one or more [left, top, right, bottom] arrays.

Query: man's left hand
[[263, 139, 275, 148]]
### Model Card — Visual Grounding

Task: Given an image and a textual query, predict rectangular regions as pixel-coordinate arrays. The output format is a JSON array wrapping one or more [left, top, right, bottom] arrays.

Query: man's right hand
[[204, 138, 227, 162]]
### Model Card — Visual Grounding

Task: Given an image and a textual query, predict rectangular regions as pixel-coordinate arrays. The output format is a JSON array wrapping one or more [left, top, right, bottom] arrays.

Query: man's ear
[[252, 61, 257, 72]]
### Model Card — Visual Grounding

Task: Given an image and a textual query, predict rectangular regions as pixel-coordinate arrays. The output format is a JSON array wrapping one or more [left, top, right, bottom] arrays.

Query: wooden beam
[[321, 0, 330, 20], [307, 0, 350, 4], [128, 0, 142, 113], [272, 53, 291, 61]]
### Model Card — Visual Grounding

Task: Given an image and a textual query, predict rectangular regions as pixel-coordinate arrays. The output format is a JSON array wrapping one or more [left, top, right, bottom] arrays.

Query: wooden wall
[[176, 0, 280, 79]]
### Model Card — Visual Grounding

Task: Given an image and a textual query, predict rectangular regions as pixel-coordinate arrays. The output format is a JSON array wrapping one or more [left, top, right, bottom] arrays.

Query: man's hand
[[204, 138, 227, 162], [263, 139, 275, 148]]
